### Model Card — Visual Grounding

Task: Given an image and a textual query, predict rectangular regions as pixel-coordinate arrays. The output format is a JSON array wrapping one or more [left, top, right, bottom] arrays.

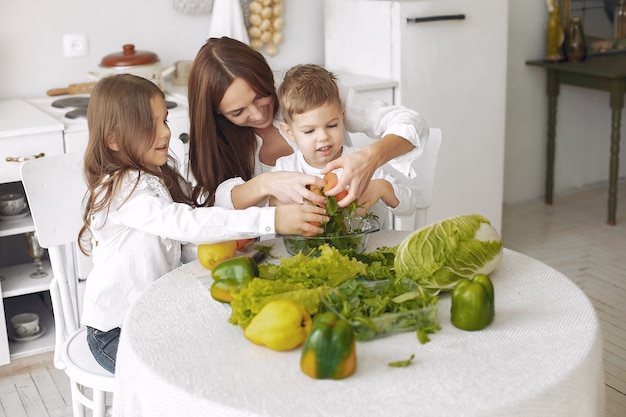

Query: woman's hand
[[261, 171, 327, 206], [321, 147, 379, 207], [231, 171, 326, 208], [275, 204, 329, 236], [322, 134, 414, 207]]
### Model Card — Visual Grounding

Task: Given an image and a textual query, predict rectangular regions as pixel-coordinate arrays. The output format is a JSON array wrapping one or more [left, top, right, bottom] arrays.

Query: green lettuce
[[229, 244, 367, 328], [229, 280, 330, 328], [259, 244, 367, 287], [394, 214, 503, 292]]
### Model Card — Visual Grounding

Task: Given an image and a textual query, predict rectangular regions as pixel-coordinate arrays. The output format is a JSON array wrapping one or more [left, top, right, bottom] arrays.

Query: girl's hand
[[275, 204, 329, 236], [321, 147, 378, 207], [262, 172, 327, 206]]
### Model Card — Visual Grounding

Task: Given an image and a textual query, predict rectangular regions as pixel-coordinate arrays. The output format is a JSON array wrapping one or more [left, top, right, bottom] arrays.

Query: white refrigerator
[[324, 0, 508, 232]]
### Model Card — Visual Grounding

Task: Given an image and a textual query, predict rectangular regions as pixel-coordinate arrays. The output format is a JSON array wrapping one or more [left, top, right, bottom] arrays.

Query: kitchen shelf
[[4, 292, 54, 359], [0, 99, 65, 366], [0, 260, 52, 298], [0, 214, 35, 237]]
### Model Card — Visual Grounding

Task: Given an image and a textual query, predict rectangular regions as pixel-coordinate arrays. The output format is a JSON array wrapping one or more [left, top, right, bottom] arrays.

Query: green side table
[[527, 53, 626, 225]]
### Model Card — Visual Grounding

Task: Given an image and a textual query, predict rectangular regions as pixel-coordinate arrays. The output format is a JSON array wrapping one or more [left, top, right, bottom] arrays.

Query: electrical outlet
[[63, 34, 89, 57]]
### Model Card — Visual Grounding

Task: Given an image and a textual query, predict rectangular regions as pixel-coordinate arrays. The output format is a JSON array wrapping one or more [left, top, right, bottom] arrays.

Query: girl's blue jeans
[[86, 326, 120, 374]]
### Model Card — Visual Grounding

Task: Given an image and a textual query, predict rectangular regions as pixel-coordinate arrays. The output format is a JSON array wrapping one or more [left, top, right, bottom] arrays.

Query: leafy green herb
[[344, 246, 397, 281], [285, 197, 380, 254], [252, 244, 277, 260], [322, 198, 380, 237], [321, 277, 439, 341], [388, 354, 415, 368], [417, 322, 441, 344]]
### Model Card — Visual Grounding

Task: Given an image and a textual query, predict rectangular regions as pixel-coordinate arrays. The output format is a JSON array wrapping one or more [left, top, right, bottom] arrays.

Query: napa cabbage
[[394, 214, 503, 292]]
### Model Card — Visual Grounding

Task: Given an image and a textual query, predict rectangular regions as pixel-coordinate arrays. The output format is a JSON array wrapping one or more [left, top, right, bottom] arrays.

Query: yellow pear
[[197, 241, 237, 270], [244, 299, 312, 351]]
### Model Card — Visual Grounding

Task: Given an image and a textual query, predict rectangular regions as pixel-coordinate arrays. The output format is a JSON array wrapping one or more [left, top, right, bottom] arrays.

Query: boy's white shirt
[[273, 146, 417, 217], [81, 170, 275, 332]]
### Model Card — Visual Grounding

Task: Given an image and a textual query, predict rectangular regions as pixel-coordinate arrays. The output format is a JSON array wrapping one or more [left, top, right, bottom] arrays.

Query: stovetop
[[28, 92, 189, 133]]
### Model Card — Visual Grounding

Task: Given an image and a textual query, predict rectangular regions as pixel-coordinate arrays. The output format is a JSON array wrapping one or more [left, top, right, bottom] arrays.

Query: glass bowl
[[321, 279, 439, 341], [282, 217, 380, 256]]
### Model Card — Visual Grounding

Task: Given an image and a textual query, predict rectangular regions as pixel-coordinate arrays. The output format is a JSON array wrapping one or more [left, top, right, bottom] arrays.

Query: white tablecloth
[[112, 230, 605, 417]]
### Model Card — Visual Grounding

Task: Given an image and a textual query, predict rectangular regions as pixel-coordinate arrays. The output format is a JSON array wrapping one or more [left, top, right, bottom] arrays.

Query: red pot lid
[[100, 44, 159, 67]]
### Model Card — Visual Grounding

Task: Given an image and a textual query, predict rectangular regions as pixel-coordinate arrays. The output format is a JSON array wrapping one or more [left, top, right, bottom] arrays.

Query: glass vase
[[566, 17, 587, 63]]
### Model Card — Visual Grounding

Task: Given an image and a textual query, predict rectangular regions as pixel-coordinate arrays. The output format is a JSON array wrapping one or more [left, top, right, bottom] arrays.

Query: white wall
[[0, 0, 323, 100], [505, 0, 626, 205]]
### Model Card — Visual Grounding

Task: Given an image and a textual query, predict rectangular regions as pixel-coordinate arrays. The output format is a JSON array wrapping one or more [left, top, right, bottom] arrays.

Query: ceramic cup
[[10, 313, 40, 337], [0, 193, 27, 216]]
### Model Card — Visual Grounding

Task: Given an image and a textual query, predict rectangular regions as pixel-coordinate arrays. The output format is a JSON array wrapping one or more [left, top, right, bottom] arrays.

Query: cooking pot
[[88, 44, 175, 90]]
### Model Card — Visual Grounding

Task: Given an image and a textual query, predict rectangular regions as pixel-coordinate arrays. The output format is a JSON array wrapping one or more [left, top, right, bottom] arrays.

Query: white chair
[[348, 127, 442, 232], [20, 152, 114, 417], [400, 127, 442, 230], [382, 127, 443, 231]]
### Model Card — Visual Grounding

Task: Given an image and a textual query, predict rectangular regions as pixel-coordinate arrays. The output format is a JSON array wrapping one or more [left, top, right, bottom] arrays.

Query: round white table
[[112, 230, 605, 417]]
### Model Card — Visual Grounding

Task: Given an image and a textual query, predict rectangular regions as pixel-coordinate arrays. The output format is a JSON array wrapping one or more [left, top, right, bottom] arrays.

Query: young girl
[[78, 74, 327, 373]]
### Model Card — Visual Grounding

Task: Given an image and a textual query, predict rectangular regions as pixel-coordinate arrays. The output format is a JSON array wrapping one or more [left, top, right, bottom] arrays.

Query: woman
[[187, 37, 429, 212]]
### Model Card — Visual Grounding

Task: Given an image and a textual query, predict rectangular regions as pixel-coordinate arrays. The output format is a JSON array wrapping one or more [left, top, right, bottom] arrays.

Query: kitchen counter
[[0, 100, 63, 138]]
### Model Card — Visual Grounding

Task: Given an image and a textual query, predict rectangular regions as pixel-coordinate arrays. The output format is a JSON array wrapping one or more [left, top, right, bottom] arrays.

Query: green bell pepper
[[210, 256, 259, 303], [450, 273, 495, 331], [300, 312, 356, 379]]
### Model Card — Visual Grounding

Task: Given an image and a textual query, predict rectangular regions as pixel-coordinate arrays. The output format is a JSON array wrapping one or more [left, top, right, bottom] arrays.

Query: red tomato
[[322, 172, 348, 201], [236, 238, 257, 251]]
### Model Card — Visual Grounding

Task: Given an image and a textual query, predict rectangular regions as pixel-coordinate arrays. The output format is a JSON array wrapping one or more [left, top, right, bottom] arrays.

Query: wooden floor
[[0, 181, 624, 416], [0, 352, 73, 417]]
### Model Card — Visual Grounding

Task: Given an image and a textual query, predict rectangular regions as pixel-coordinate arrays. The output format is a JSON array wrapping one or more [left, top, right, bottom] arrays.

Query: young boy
[[275, 64, 417, 225]]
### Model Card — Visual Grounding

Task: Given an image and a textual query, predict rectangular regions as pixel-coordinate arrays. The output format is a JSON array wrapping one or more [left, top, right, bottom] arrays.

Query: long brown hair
[[78, 74, 192, 254], [187, 36, 279, 206]]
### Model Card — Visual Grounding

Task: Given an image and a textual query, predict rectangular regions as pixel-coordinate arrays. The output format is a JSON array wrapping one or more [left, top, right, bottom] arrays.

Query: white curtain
[[208, 0, 250, 43]]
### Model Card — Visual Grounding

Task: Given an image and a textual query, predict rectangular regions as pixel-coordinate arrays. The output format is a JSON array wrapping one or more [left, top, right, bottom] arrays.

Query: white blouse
[[214, 84, 429, 209], [81, 170, 275, 332]]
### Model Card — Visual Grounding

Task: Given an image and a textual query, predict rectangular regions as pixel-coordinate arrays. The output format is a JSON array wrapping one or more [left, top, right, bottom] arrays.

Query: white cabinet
[[0, 100, 64, 365], [324, 0, 508, 232], [331, 71, 398, 147]]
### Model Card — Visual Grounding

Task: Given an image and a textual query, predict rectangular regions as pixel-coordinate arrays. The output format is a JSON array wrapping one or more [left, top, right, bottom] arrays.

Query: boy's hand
[[357, 179, 398, 215], [274, 204, 329, 236]]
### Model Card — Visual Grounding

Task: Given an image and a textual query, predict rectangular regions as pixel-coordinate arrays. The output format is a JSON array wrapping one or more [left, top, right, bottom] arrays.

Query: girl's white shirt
[[81, 170, 275, 332], [214, 83, 428, 209]]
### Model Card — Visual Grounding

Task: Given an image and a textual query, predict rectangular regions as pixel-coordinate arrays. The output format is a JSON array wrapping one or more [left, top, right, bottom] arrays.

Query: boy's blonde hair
[[278, 64, 341, 124]]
